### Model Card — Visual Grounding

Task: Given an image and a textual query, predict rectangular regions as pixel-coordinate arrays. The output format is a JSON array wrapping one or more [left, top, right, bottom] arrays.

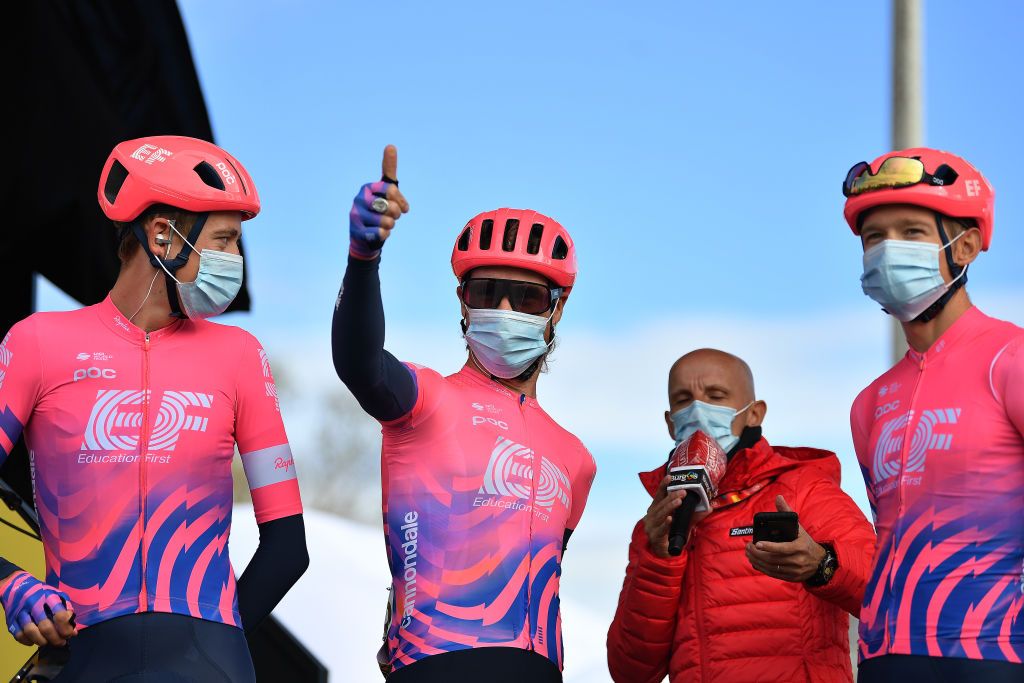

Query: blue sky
[[34, 5, 1024, 673], [39, 0, 1023, 546], [166, 0, 1024, 331]]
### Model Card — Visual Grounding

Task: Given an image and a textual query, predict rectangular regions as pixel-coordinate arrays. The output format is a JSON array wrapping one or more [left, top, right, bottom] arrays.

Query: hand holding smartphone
[[752, 511, 798, 543]]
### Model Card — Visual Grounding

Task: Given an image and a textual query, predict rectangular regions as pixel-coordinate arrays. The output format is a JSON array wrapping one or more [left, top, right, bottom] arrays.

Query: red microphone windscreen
[[668, 430, 728, 496]]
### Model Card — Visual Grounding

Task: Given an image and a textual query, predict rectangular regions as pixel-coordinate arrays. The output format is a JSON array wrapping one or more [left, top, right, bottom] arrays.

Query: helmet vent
[[526, 223, 544, 255], [193, 161, 226, 191], [551, 235, 569, 260], [456, 227, 471, 251], [479, 219, 493, 250], [104, 160, 130, 203], [502, 219, 520, 252]]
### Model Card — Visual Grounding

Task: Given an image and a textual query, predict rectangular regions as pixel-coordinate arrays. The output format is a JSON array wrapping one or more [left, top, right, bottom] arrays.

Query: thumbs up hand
[[349, 145, 410, 259]]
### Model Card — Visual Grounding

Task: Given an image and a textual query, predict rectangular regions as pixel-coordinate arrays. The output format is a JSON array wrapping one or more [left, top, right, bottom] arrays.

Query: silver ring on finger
[[371, 197, 389, 214]]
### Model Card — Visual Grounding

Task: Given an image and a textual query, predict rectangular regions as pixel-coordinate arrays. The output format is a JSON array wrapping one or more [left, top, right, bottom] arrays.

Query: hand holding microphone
[[643, 431, 727, 557], [666, 431, 727, 556]]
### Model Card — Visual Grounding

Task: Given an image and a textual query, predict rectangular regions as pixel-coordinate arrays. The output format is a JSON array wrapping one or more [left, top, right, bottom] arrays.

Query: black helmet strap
[[130, 212, 210, 319]]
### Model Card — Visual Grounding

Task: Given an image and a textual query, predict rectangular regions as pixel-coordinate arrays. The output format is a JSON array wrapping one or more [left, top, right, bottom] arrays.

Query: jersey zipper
[[138, 332, 152, 611], [885, 354, 926, 651], [690, 528, 709, 683], [519, 393, 537, 652]]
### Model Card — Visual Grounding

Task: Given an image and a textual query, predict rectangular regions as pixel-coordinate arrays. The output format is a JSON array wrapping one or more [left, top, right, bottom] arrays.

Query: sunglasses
[[843, 156, 959, 197], [460, 278, 562, 315]]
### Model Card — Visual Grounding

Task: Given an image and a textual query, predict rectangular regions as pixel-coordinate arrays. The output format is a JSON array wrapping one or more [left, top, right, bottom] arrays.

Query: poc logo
[[875, 400, 900, 419], [215, 161, 237, 185], [472, 415, 509, 430], [74, 367, 116, 382]]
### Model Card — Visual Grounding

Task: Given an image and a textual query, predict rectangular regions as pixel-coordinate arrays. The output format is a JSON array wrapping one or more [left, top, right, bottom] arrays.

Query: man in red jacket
[[607, 348, 876, 683]]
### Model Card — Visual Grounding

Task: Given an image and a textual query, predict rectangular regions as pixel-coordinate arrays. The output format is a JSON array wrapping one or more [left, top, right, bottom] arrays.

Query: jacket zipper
[[690, 528, 709, 683], [139, 332, 152, 611], [885, 354, 926, 651], [519, 393, 537, 651]]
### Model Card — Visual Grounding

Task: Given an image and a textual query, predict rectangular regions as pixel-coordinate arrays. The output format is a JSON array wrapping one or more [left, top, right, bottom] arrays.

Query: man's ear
[[664, 410, 675, 441], [551, 296, 566, 326], [144, 216, 174, 259], [746, 400, 767, 428], [953, 226, 983, 268]]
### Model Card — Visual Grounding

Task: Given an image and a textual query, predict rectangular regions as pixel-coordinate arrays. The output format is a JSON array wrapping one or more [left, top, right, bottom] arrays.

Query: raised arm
[[331, 145, 418, 422]]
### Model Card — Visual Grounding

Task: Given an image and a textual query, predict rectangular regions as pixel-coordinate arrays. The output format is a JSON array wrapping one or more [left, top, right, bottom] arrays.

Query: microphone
[[666, 430, 728, 556]]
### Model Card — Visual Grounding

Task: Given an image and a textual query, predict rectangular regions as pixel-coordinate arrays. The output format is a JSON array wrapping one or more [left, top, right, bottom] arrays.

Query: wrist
[[349, 244, 381, 261], [0, 568, 26, 593], [805, 542, 838, 587]]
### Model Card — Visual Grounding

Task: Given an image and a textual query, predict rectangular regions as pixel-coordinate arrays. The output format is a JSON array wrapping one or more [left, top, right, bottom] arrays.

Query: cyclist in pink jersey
[[332, 146, 596, 682], [843, 148, 1024, 682], [0, 136, 307, 681]]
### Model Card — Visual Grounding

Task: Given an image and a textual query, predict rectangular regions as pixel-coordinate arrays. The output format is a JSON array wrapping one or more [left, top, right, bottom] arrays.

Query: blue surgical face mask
[[860, 235, 965, 322], [464, 307, 555, 379], [670, 400, 753, 453], [156, 223, 244, 320]]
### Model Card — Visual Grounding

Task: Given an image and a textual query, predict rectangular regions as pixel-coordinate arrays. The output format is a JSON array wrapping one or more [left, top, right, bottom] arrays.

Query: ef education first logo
[[872, 407, 961, 491]]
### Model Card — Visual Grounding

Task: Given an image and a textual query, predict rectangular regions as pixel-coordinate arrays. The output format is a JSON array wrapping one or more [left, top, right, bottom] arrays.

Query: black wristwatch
[[806, 543, 838, 587]]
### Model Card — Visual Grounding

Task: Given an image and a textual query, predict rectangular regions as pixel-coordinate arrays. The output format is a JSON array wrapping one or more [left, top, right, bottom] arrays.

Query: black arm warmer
[[331, 255, 418, 421], [0, 557, 21, 583], [236, 514, 309, 633]]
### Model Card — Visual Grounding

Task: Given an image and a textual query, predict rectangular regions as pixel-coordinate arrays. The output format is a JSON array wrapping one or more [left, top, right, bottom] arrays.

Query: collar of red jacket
[[638, 437, 841, 501]]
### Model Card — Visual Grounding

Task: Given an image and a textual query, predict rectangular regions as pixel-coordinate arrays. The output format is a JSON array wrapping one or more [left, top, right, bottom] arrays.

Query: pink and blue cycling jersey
[[379, 363, 596, 672], [0, 297, 302, 628], [851, 306, 1024, 663]]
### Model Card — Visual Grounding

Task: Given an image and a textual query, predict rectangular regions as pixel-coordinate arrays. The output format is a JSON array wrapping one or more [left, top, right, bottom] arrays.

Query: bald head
[[663, 348, 765, 444], [668, 348, 755, 407]]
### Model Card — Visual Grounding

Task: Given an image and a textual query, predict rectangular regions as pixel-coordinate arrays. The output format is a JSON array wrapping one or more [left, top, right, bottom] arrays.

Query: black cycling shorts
[[387, 647, 561, 683], [53, 611, 255, 682], [858, 653, 1024, 683]]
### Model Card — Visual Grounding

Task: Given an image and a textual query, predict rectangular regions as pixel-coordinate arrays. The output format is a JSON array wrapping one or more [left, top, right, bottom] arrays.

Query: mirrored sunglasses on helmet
[[843, 156, 959, 197], [460, 278, 562, 315]]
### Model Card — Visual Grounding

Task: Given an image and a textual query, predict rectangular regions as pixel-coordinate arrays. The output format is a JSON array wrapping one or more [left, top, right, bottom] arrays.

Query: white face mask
[[860, 233, 965, 322], [155, 222, 244, 320], [670, 400, 753, 453], [464, 308, 555, 379]]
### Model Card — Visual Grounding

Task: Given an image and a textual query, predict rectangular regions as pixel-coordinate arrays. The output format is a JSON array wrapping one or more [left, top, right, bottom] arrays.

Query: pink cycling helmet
[[451, 208, 578, 294], [98, 135, 260, 222], [843, 147, 994, 250]]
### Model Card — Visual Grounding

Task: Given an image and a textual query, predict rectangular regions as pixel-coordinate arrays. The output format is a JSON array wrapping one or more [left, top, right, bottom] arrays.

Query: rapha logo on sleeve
[[730, 526, 754, 537]]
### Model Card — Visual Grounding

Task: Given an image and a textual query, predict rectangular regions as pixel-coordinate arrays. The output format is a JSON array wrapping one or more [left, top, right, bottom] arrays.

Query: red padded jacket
[[607, 437, 875, 683]]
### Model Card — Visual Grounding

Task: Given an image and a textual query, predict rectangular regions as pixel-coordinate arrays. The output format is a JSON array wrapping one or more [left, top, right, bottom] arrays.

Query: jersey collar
[[905, 305, 981, 365], [96, 295, 184, 344], [458, 363, 541, 408]]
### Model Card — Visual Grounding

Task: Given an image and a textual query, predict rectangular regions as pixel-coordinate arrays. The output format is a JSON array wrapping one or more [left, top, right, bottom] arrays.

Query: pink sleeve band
[[251, 479, 303, 524]]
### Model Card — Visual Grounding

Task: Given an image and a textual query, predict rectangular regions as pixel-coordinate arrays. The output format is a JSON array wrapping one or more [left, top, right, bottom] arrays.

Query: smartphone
[[752, 511, 798, 543]]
